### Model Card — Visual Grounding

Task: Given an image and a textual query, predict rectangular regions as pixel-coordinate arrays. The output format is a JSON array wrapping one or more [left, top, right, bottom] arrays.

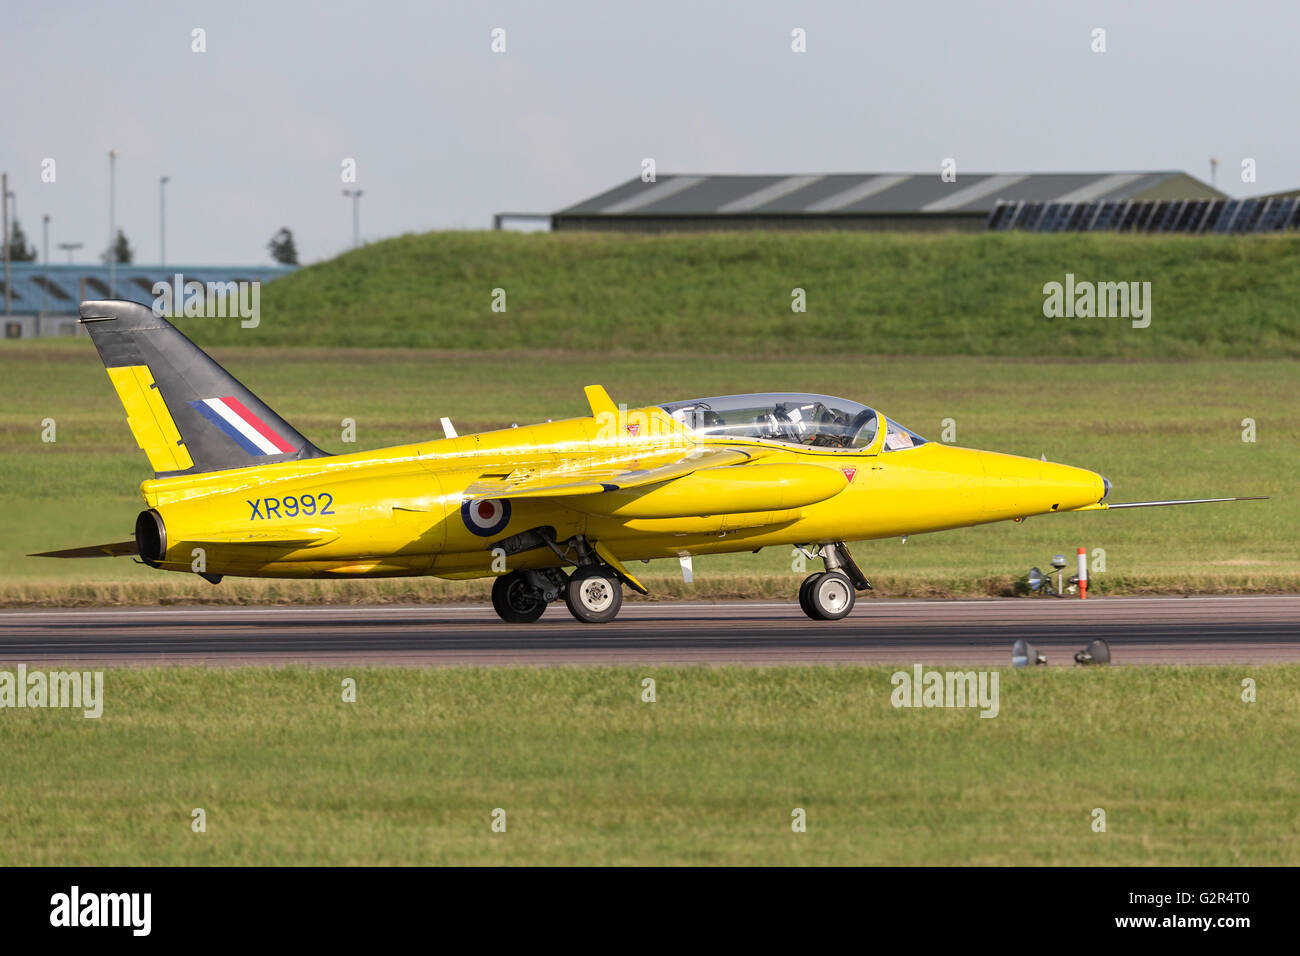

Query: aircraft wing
[[30, 541, 138, 558], [462, 446, 760, 500]]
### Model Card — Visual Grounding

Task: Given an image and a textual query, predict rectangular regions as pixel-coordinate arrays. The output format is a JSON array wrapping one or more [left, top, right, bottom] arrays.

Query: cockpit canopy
[[657, 392, 927, 451]]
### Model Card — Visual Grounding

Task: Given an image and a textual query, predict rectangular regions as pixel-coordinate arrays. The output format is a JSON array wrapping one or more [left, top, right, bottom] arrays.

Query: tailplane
[[80, 299, 326, 476]]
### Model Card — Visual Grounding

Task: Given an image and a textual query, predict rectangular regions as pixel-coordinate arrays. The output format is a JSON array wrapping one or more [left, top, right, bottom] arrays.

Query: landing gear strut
[[797, 542, 872, 621], [487, 531, 634, 624]]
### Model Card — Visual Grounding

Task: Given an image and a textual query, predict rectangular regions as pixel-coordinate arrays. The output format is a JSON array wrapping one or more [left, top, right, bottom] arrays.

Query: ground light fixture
[[1012, 639, 1047, 668], [1026, 553, 1080, 597], [1074, 639, 1112, 666]]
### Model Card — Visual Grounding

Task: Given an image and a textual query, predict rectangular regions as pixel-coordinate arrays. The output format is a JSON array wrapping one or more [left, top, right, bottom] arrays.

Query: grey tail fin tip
[[79, 299, 327, 477]]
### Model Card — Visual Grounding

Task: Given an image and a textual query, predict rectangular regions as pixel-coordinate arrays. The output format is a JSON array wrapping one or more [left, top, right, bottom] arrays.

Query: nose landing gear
[[797, 542, 872, 620]]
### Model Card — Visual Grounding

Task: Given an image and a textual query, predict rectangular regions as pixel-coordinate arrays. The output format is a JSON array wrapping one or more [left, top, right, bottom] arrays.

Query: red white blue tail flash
[[189, 397, 295, 457]]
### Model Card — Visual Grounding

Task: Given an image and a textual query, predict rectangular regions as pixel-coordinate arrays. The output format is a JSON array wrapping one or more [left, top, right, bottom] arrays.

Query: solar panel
[[984, 196, 1298, 234], [1257, 198, 1294, 231], [1116, 202, 1142, 231], [1285, 199, 1300, 229], [1089, 201, 1119, 230], [1065, 202, 1091, 230], [1158, 200, 1186, 231], [987, 202, 1016, 230], [1146, 201, 1172, 231], [1036, 203, 1064, 232], [1176, 200, 1206, 232], [1238, 199, 1262, 231], [1020, 201, 1047, 230]]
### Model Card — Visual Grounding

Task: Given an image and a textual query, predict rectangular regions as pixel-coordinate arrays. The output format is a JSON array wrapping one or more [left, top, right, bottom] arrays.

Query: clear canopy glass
[[881, 417, 928, 452], [657, 392, 912, 449]]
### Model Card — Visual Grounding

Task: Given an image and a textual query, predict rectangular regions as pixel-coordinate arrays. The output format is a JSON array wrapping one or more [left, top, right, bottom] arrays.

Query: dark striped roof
[[557, 172, 1220, 217]]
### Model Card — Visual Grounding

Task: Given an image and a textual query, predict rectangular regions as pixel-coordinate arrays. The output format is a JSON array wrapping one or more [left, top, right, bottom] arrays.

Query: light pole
[[342, 189, 363, 248], [58, 242, 83, 264], [108, 149, 118, 296], [2, 171, 9, 316], [42, 214, 50, 318], [159, 175, 170, 267], [4, 183, 16, 315]]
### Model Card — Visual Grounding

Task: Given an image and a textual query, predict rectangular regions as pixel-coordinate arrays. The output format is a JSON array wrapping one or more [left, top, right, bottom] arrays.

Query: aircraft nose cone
[[1101, 476, 1112, 501]]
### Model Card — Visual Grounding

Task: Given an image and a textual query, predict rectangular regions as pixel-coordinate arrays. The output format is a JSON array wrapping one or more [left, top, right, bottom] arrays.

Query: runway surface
[[0, 596, 1297, 666]]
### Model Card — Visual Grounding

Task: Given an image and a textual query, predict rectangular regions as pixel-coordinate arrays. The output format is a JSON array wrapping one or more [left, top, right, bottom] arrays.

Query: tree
[[7, 219, 37, 261], [268, 227, 299, 265], [100, 229, 134, 265]]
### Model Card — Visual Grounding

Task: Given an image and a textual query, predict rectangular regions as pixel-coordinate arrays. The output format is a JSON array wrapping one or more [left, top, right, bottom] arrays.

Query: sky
[[3, 0, 1297, 265]]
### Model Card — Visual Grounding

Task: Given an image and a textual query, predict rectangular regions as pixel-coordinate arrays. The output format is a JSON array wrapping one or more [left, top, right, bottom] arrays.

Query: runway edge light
[[1012, 639, 1046, 668], [1074, 639, 1111, 666]]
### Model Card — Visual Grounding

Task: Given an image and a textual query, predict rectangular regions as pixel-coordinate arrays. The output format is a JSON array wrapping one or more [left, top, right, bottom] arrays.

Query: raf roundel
[[461, 497, 512, 537]]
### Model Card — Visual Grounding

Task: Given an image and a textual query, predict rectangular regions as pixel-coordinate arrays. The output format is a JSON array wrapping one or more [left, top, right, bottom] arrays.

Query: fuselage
[[134, 400, 1107, 581]]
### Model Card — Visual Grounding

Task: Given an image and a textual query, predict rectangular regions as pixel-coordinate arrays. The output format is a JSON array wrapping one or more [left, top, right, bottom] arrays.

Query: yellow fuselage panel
[[137, 409, 1105, 579]]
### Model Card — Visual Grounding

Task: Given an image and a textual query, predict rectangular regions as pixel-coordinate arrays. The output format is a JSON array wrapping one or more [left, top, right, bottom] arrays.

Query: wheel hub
[[819, 577, 850, 612], [581, 579, 613, 612]]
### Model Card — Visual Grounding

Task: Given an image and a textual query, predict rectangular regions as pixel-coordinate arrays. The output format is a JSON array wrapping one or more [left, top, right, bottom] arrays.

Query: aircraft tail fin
[[79, 299, 327, 477]]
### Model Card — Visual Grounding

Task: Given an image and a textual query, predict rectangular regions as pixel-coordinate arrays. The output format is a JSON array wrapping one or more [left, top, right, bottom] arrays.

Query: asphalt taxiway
[[0, 596, 1295, 666]]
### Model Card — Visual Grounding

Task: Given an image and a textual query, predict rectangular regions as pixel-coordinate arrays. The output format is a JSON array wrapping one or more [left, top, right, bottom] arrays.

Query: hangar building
[[549, 171, 1225, 233]]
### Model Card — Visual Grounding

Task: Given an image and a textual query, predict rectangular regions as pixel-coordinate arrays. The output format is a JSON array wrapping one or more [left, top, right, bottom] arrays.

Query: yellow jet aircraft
[[35, 300, 1266, 624]]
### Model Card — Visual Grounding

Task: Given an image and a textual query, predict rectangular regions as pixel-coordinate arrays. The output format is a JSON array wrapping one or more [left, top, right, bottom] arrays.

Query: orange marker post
[[1077, 546, 1088, 600]]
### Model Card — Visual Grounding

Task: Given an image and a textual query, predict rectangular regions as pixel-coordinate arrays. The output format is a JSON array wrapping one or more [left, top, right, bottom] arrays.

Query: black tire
[[491, 571, 547, 623], [808, 570, 855, 621], [564, 566, 623, 623], [798, 572, 825, 619]]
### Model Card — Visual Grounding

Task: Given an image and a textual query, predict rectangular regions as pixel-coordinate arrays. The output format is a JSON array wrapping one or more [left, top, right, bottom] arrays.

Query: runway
[[0, 596, 1296, 666]]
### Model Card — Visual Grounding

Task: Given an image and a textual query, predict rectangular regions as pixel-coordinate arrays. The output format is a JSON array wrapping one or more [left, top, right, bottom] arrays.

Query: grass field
[[177, 231, 1300, 357], [1, 665, 1295, 865], [2, 342, 1294, 603]]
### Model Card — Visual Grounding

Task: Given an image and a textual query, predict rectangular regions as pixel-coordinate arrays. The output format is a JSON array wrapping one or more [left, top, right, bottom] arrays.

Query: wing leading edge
[[462, 446, 759, 500]]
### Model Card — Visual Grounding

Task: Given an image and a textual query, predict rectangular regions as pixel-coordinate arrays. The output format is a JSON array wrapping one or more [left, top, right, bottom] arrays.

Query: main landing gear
[[488, 531, 632, 625], [564, 566, 623, 624], [796, 542, 872, 621]]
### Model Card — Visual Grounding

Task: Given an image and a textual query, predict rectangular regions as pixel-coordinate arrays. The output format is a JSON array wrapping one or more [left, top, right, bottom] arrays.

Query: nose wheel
[[799, 571, 855, 620], [797, 542, 871, 620]]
